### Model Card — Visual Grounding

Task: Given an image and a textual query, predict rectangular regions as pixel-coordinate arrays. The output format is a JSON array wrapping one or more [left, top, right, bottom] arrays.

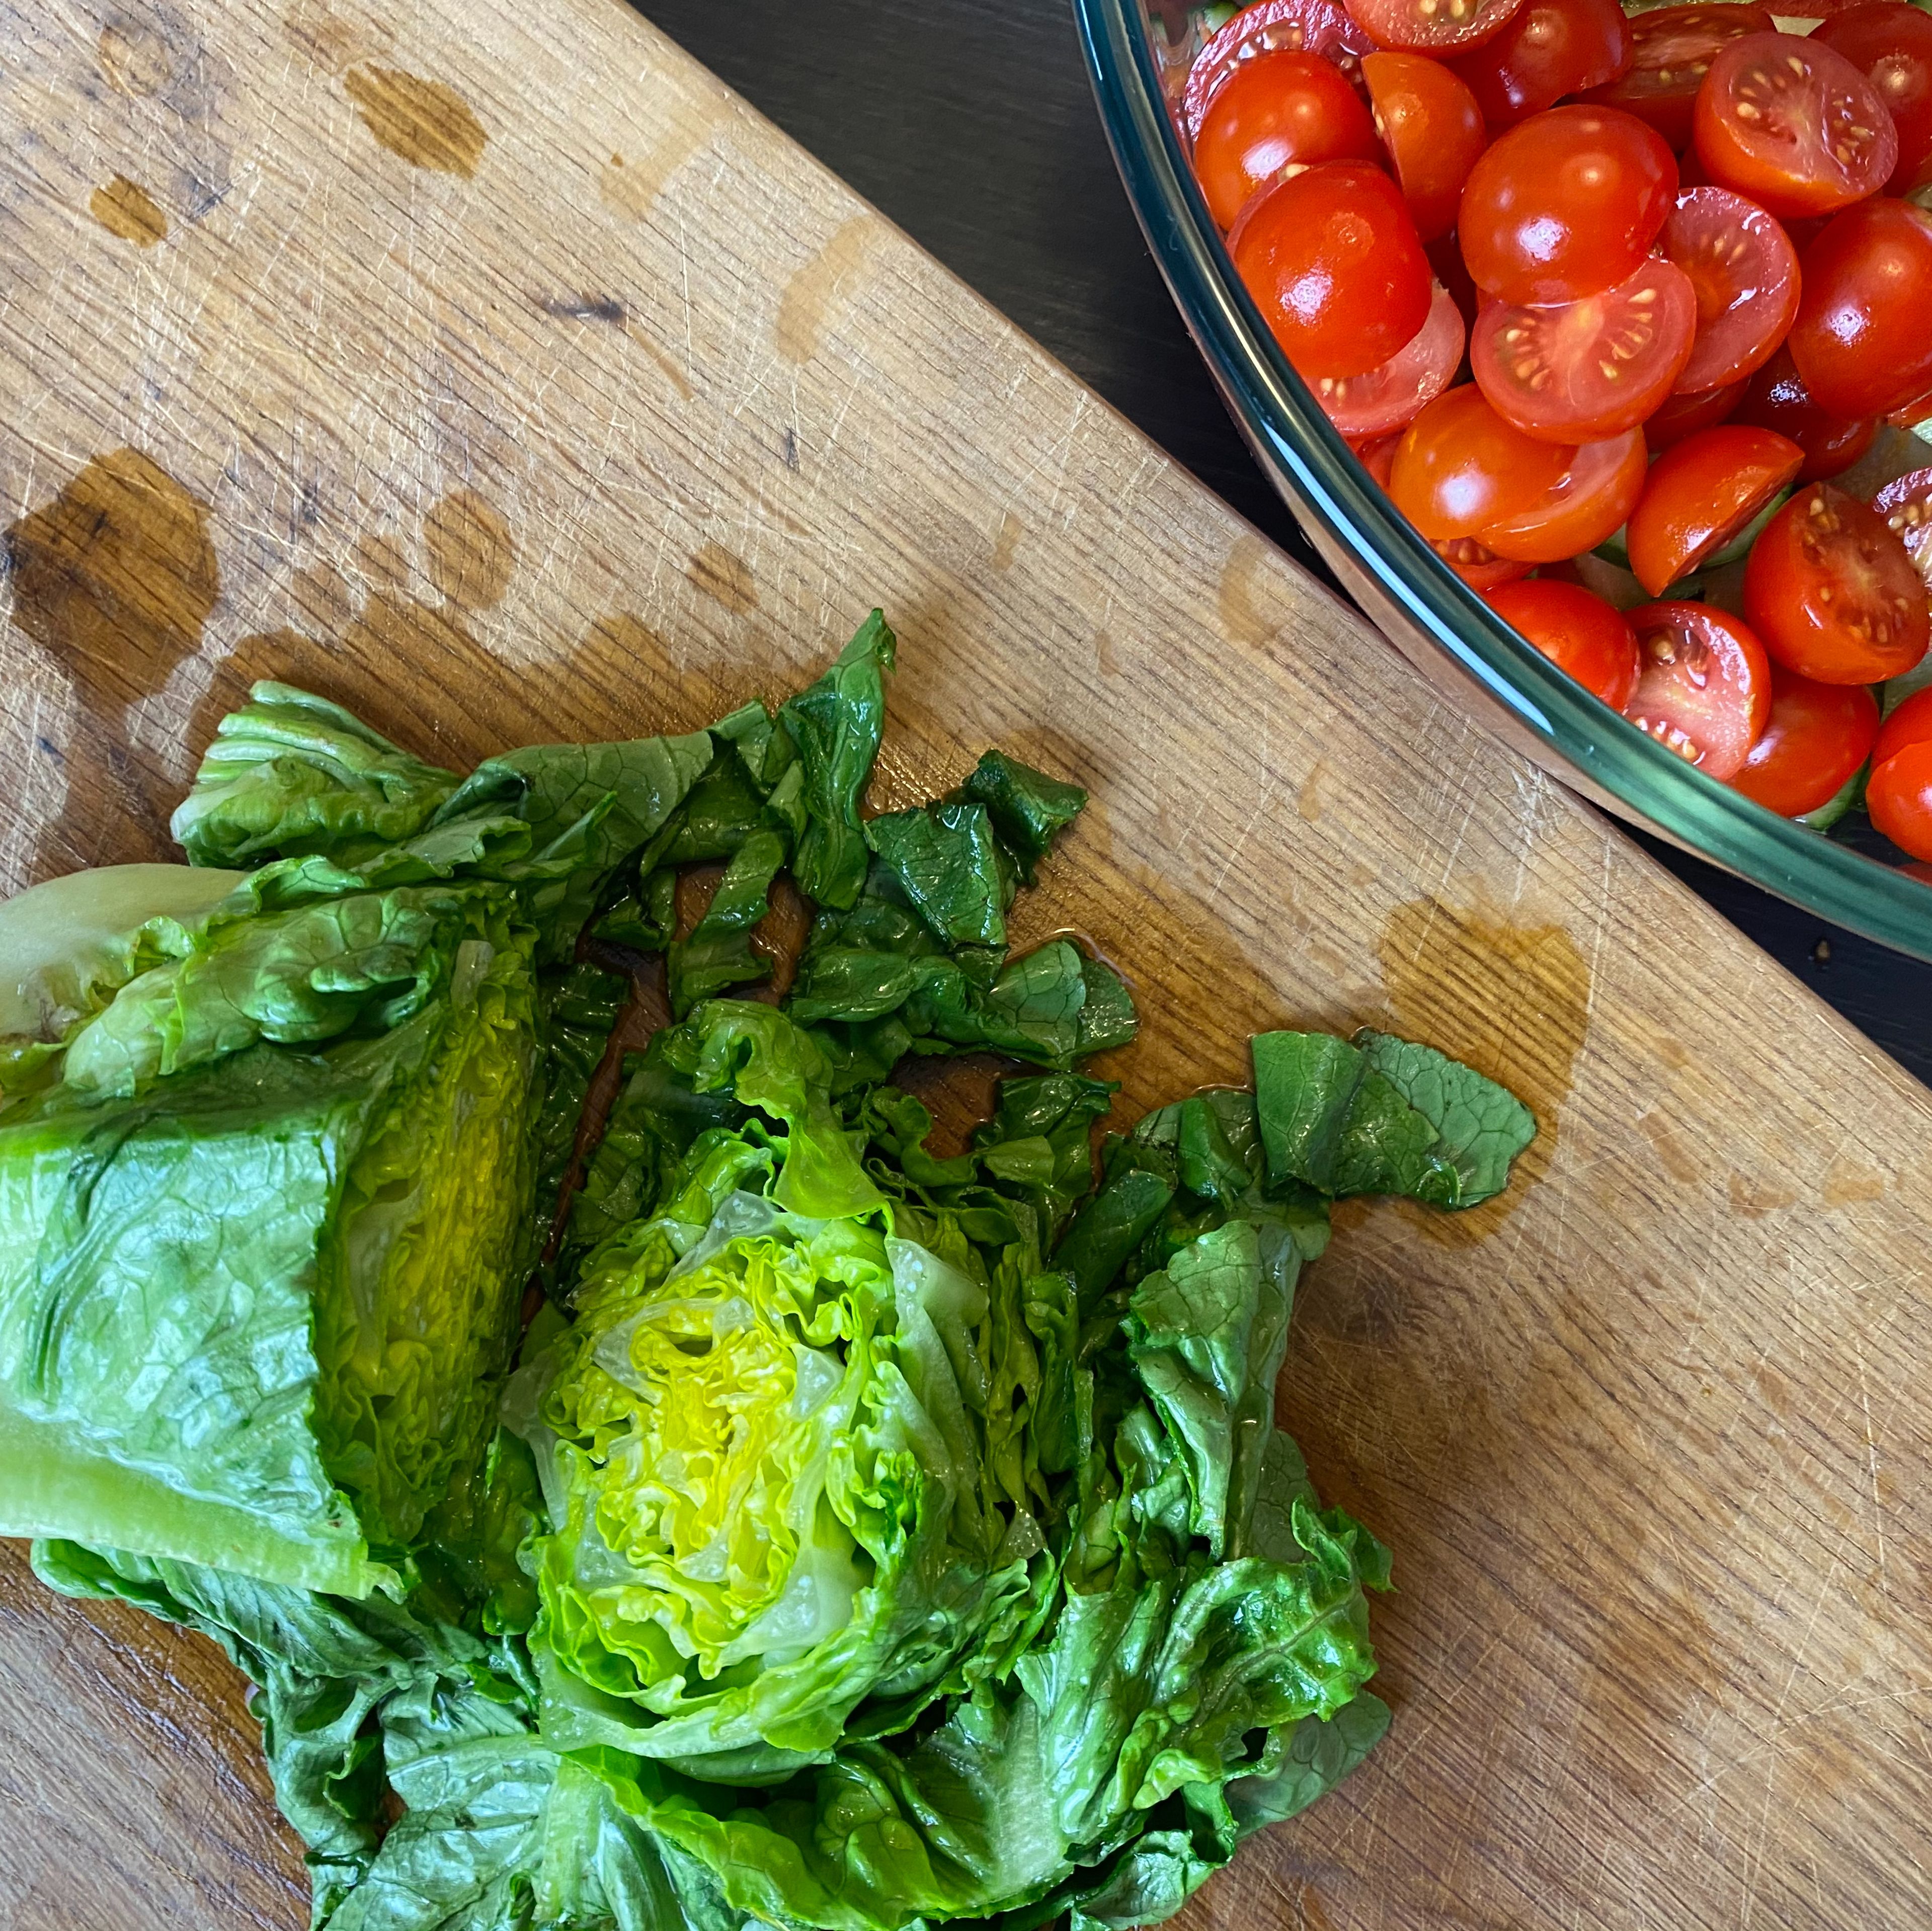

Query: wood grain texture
[[0, 2, 1927, 1927]]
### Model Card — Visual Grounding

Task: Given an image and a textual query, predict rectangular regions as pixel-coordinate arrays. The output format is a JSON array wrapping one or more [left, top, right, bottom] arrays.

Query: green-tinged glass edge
[[1071, 0, 1932, 963]]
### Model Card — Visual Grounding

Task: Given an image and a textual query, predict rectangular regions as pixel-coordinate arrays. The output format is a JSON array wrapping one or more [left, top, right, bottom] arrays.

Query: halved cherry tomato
[[1484, 577, 1642, 703], [1624, 600, 1773, 776], [1743, 482, 1930, 681], [1731, 663, 1880, 814], [1657, 187, 1800, 393], [1582, 4, 1774, 152], [1389, 384, 1575, 537], [1450, 0, 1631, 128], [1363, 52, 1488, 240], [1646, 379, 1748, 448], [1693, 32, 1899, 218], [1625, 425, 1804, 595], [1425, 229, 1483, 327], [1890, 388, 1932, 430], [1352, 432, 1403, 485], [1813, 2, 1932, 195], [1734, 346, 1878, 479], [1478, 429, 1648, 560], [1231, 161, 1433, 379], [1313, 280, 1467, 436], [1183, 0, 1377, 145], [1470, 257, 1697, 440], [1786, 198, 1932, 421], [1872, 464, 1932, 598], [1459, 106, 1679, 304], [1194, 49, 1381, 228], [1344, 0, 1527, 58], [1866, 690, 1932, 856], [1433, 534, 1536, 586]]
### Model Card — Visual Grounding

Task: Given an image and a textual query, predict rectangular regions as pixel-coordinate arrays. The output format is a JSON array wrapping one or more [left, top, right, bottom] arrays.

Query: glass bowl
[[1072, 0, 1932, 961]]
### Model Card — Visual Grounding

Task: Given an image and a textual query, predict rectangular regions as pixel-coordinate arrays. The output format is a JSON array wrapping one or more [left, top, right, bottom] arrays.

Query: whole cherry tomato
[[1624, 425, 1804, 596], [1813, 2, 1932, 195], [1582, 4, 1775, 151], [1866, 690, 1932, 857], [1743, 483, 1930, 682], [1193, 48, 1381, 229], [1183, 0, 1378, 146], [1309, 280, 1467, 437], [1646, 380, 1748, 449], [1459, 105, 1679, 304], [1344, 0, 1529, 58], [1874, 686, 1932, 770], [1734, 347, 1879, 480], [1363, 52, 1488, 240], [1786, 198, 1932, 421], [1389, 384, 1575, 538], [1470, 258, 1697, 440], [1450, 0, 1631, 129], [1478, 430, 1648, 561], [1624, 601, 1773, 777], [1731, 663, 1880, 815], [1231, 160, 1433, 379], [1656, 187, 1800, 394], [1694, 32, 1899, 217], [1484, 577, 1642, 704]]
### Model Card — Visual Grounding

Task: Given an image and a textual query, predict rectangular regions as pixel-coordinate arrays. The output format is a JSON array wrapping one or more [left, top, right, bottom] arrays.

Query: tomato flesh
[[1734, 346, 1878, 480], [1872, 464, 1932, 601], [1657, 186, 1800, 394], [1646, 379, 1747, 448], [1625, 425, 1804, 595], [1478, 428, 1647, 561], [1389, 383, 1575, 537], [1449, 0, 1631, 130], [1183, 0, 1378, 144], [1787, 198, 1932, 421], [1583, 4, 1775, 152], [1731, 662, 1880, 814], [1344, 0, 1529, 59], [1471, 257, 1697, 441], [1313, 280, 1467, 436], [1743, 482, 1930, 682], [1433, 534, 1536, 585], [1484, 577, 1642, 704], [1231, 160, 1433, 379], [1693, 32, 1899, 218], [1363, 51, 1488, 240], [1623, 600, 1773, 777], [1194, 49, 1381, 228], [1459, 106, 1678, 306], [1814, 2, 1932, 195]]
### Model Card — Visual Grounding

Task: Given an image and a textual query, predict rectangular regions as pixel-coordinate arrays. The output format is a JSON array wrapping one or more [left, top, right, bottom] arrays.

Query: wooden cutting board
[[2, 2, 1929, 1925]]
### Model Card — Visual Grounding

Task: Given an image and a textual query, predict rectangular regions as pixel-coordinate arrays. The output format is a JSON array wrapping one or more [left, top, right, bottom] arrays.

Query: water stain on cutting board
[[283, 0, 393, 75], [1376, 896, 1590, 1241], [342, 65, 486, 177], [94, 2, 235, 222], [88, 176, 167, 246], [5, 449, 219, 872]]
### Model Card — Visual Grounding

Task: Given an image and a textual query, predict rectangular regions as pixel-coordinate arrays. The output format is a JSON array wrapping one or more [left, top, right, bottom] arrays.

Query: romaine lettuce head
[[519, 1002, 1045, 1780], [0, 871, 546, 1596]]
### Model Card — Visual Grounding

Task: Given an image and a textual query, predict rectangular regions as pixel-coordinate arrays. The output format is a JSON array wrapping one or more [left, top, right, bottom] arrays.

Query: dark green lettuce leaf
[[865, 802, 1007, 950], [668, 830, 787, 1016], [959, 751, 1087, 887]]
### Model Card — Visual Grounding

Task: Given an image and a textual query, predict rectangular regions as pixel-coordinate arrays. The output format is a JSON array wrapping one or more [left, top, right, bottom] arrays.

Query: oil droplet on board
[[775, 216, 871, 365], [423, 490, 513, 611], [342, 65, 487, 177], [88, 176, 168, 246], [686, 542, 758, 616]]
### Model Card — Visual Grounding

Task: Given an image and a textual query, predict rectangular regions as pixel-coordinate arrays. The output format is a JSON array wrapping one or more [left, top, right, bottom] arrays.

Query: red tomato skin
[[1813, 2, 1932, 194], [1194, 50, 1382, 229], [1312, 280, 1467, 437], [1470, 258, 1698, 441], [1363, 52, 1488, 240], [1484, 577, 1642, 704], [1657, 187, 1801, 394], [1731, 663, 1879, 814], [1344, 0, 1530, 58], [1449, 0, 1632, 130], [1743, 483, 1931, 682], [1875, 687, 1932, 769], [1183, 0, 1378, 145], [1231, 161, 1434, 379], [1646, 380, 1748, 448], [1867, 740, 1932, 858], [1734, 347, 1878, 480], [1624, 600, 1774, 775], [1582, 4, 1776, 152], [1459, 106, 1679, 304], [1786, 199, 1932, 420], [1477, 429, 1648, 561], [1389, 384, 1575, 537], [1624, 425, 1805, 596], [1693, 33, 1900, 218]]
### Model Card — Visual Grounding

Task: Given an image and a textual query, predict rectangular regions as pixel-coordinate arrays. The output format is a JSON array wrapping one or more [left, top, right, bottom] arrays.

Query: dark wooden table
[[643, 0, 1932, 1082]]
